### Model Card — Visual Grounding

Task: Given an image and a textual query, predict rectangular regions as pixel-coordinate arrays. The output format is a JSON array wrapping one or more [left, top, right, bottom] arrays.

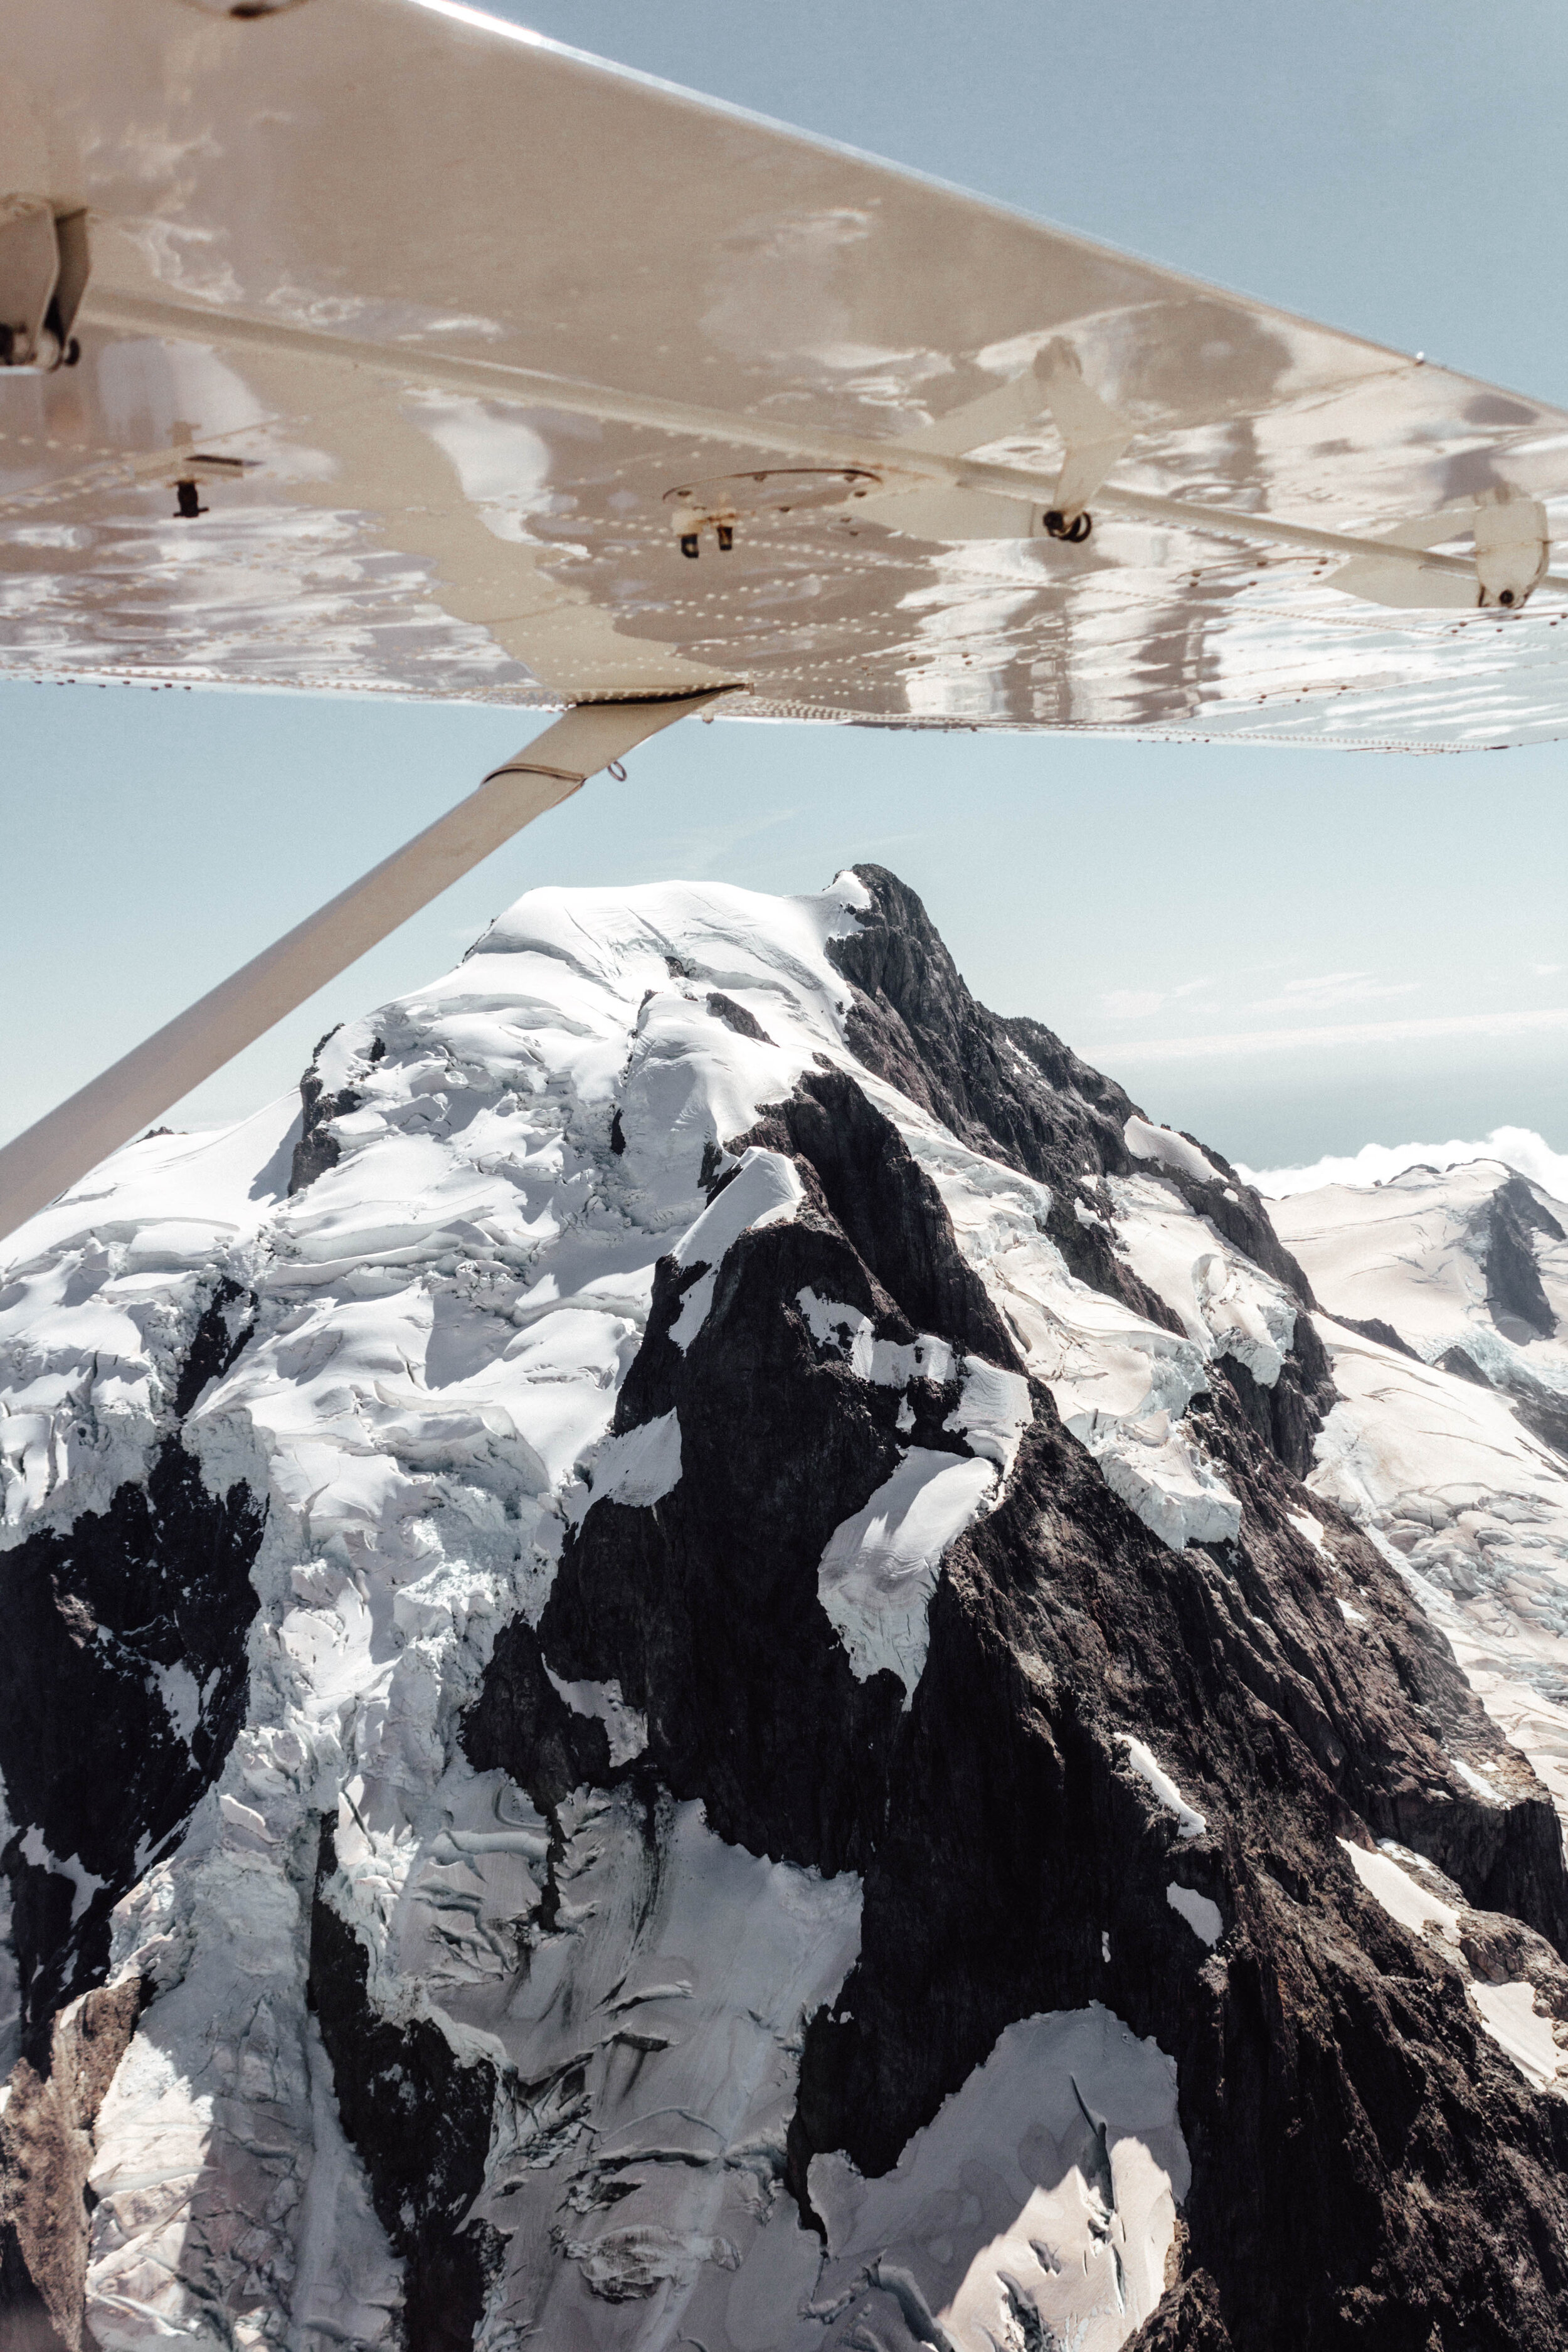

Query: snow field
[[1270, 1159, 1568, 1378], [1278, 1165, 1568, 1833]]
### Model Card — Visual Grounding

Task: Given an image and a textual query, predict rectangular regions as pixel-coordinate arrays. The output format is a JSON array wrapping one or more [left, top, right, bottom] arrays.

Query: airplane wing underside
[[4, 0, 1568, 748]]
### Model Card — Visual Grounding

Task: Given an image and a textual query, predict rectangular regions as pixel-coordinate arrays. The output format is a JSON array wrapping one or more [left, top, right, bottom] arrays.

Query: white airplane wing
[[4, 0, 1567, 1241], [4, 0, 1568, 751]]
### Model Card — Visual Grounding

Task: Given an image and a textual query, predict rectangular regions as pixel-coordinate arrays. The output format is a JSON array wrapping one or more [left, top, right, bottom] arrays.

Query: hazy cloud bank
[[1240, 1125, 1568, 1202]]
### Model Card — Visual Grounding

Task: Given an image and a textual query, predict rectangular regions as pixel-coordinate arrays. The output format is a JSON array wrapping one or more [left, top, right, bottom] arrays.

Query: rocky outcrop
[[0, 1439, 263, 2055], [1330, 1312, 1421, 1360], [1484, 1173, 1563, 1342], [736, 1066, 1023, 1370], [825, 866, 1333, 1478], [0, 1978, 144, 2352], [289, 1025, 388, 1195]]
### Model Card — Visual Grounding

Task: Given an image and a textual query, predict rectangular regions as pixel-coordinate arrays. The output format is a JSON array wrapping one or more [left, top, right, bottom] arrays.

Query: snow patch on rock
[[795, 1288, 956, 1389], [1123, 1115, 1226, 1187], [1470, 1980, 1564, 2095], [541, 1665, 649, 1764], [1166, 1883, 1222, 1947], [863, 1091, 1251, 1552], [674, 1146, 804, 1272], [1288, 1508, 1329, 1555], [1120, 1738, 1207, 1839], [1340, 1838, 1463, 1941], [818, 1451, 999, 1703], [580, 1409, 683, 1515], [944, 1359, 1033, 1476], [1453, 1756, 1507, 1806], [805, 2004, 1189, 2352]]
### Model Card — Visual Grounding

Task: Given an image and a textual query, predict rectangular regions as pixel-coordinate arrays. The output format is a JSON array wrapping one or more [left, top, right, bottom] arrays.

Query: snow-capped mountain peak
[[4, 867, 1568, 2352]]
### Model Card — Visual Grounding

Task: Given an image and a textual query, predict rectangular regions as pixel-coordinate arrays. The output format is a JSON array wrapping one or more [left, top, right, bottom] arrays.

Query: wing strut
[[0, 691, 723, 1248]]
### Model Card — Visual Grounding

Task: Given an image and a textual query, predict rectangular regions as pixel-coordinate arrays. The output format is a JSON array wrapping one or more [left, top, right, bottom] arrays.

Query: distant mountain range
[[3, 867, 1566, 2352]]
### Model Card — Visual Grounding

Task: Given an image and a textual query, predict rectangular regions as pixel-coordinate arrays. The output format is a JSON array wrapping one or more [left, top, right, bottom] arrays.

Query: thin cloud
[[1099, 976, 1214, 1020], [1533, 961, 1564, 978], [1093, 1004, 1568, 1063], [1244, 970, 1419, 1016], [1100, 970, 1413, 1023]]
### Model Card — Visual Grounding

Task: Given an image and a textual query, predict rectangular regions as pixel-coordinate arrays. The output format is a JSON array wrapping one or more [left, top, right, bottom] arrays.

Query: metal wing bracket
[[1036, 338, 1136, 534], [1330, 491, 1552, 610], [0, 197, 88, 371]]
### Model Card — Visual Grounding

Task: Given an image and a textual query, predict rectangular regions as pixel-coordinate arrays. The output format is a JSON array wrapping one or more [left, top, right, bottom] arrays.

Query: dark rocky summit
[[827, 864, 1310, 1314], [3, 864, 1567, 2351]]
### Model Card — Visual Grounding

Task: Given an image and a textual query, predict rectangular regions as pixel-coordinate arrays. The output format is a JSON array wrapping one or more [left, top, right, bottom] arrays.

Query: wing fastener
[[0, 199, 89, 371], [167, 453, 250, 520]]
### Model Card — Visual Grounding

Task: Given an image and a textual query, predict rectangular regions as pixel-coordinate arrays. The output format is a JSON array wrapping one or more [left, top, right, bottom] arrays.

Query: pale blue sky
[[3, 0, 1565, 1169]]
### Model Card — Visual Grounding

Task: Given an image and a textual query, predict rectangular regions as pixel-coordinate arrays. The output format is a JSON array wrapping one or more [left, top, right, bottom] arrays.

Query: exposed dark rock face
[[828, 867, 1334, 1485], [0, 1443, 264, 2056], [469, 1619, 615, 1814], [171, 1275, 255, 1417], [289, 1024, 369, 1194], [1217, 1316, 1337, 1482], [825, 866, 1139, 1182], [1332, 1313, 1421, 1360], [825, 867, 1166, 1320], [309, 1824, 501, 2352], [735, 1066, 1022, 1371], [470, 1203, 930, 1874], [1515, 1388, 1568, 1463], [1130, 2269, 1232, 2351], [1482, 1173, 1562, 1341], [706, 989, 774, 1043]]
